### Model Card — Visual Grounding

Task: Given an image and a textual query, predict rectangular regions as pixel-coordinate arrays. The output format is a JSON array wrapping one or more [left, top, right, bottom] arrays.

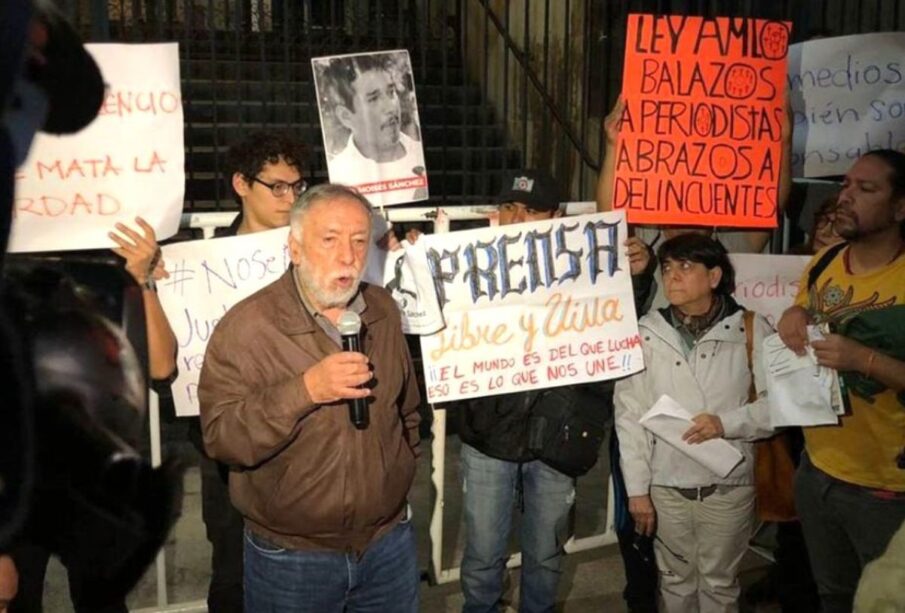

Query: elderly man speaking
[[199, 184, 422, 612]]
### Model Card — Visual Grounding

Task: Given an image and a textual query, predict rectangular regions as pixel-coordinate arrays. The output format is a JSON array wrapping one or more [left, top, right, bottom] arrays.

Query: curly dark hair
[[656, 233, 736, 296], [225, 131, 307, 203]]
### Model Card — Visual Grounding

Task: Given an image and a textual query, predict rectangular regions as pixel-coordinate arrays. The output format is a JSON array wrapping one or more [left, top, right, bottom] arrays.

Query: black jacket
[[457, 265, 656, 466], [457, 382, 616, 464]]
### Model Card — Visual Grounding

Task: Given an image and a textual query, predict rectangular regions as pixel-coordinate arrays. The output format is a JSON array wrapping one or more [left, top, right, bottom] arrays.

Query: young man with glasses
[[223, 132, 308, 235], [187, 131, 307, 612]]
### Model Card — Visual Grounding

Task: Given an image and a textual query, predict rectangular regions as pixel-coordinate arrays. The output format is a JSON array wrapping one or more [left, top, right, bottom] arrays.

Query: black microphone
[[337, 310, 368, 430]]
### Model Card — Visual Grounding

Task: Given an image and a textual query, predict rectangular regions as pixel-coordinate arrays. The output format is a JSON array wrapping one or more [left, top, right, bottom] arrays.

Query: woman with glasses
[[615, 233, 774, 613]]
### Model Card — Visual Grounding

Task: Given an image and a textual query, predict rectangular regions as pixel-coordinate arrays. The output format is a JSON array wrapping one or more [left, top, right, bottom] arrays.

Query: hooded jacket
[[615, 306, 773, 496]]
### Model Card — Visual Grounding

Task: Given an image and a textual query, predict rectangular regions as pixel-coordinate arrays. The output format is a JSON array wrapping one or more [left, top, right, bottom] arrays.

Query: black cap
[[497, 169, 560, 212]]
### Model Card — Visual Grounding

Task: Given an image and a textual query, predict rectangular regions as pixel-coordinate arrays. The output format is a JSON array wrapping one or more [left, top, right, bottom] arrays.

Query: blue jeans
[[243, 519, 418, 613], [460, 444, 575, 613], [795, 453, 905, 613]]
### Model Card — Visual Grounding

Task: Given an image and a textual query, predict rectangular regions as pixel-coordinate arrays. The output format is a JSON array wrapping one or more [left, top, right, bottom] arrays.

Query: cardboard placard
[[788, 32, 905, 177], [11, 43, 185, 252], [615, 15, 790, 228], [731, 253, 810, 326], [419, 212, 644, 404]]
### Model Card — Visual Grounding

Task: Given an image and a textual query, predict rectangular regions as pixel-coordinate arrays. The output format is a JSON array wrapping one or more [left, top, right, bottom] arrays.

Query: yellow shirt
[[795, 245, 905, 491]]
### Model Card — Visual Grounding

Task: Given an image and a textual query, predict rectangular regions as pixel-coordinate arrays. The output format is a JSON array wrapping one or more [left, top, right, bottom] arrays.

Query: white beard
[[295, 251, 362, 310]]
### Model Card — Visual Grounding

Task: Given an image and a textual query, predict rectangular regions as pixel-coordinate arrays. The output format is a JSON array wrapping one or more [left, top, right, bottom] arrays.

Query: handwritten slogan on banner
[[615, 15, 790, 228], [731, 253, 809, 327], [788, 33, 905, 178], [158, 229, 288, 416], [11, 43, 185, 252], [158, 226, 442, 416], [419, 212, 644, 404]]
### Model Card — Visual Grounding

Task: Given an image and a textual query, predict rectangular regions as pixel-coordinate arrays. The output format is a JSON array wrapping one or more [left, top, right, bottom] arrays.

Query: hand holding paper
[[682, 413, 725, 445], [810, 333, 871, 373], [776, 305, 812, 355], [109, 217, 168, 286], [639, 395, 744, 478], [763, 329, 842, 427]]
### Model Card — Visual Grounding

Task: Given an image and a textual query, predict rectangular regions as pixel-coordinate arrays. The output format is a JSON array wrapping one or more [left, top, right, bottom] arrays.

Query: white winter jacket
[[614, 307, 774, 496]]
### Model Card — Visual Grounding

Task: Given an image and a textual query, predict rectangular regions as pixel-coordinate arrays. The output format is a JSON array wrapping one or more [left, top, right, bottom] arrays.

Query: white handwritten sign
[[158, 229, 289, 416], [419, 212, 644, 404], [731, 253, 810, 326], [10, 43, 185, 252], [159, 224, 443, 416], [788, 33, 905, 178]]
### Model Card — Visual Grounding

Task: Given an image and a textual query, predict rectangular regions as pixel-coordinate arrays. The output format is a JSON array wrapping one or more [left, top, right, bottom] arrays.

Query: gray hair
[[289, 183, 373, 241]]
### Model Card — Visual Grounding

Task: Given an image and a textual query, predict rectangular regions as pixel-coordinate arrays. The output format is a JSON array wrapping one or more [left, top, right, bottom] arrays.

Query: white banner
[[11, 43, 185, 252], [788, 33, 905, 177], [365, 238, 444, 335], [419, 212, 644, 404], [159, 225, 442, 416], [731, 253, 810, 327]]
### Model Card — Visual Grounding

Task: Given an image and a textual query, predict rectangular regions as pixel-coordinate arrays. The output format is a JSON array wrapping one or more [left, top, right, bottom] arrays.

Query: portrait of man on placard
[[312, 50, 429, 207]]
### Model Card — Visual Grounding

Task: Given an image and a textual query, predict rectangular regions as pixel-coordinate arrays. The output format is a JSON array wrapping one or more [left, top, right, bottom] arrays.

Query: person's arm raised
[[596, 96, 625, 213], [741, 96, 793, 253], [109, 217, 177, 380]]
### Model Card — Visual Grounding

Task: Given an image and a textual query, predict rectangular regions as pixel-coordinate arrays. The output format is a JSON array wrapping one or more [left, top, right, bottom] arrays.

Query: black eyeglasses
[[252, 177, 308, 198]]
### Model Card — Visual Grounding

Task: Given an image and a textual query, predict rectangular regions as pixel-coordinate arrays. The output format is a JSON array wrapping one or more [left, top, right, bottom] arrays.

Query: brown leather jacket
[[198, 270, 421, 553]]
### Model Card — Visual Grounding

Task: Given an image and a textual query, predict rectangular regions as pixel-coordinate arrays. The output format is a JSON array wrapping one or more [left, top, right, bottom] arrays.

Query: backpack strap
[[807, 242, 847, 291], [743, 310, 756, 404]]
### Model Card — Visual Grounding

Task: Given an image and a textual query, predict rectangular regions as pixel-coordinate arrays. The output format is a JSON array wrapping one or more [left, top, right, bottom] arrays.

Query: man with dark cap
[[457, 170, 654, 613]]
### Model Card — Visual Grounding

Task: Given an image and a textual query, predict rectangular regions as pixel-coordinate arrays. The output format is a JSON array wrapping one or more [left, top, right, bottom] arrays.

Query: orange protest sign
[[614, 15, 790, 228]]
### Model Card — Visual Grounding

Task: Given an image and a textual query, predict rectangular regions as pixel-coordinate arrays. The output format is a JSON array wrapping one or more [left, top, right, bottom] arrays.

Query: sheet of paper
[[639, 395, 744, 478], [379, 239, 445, 335], [763, 331, 840, 427], [808, 326, 847, 416], [11, 43, 185, 251], [764, 333, 814, 377], [363, 217, 445, 335]]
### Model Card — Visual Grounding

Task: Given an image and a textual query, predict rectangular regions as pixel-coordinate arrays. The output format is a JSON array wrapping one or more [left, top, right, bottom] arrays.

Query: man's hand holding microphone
[[301, 311, 372, 429]]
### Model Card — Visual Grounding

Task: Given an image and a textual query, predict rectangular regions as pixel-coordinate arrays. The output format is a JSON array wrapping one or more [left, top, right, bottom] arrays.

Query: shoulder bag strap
[[744, 310, 756, 403]]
